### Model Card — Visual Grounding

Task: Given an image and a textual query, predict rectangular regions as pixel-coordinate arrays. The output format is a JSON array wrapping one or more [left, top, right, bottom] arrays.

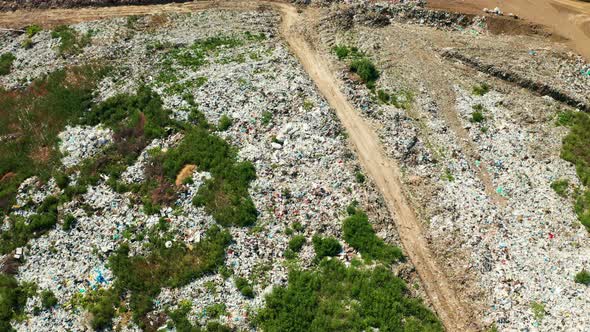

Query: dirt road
[[0, 1, 477, 330]]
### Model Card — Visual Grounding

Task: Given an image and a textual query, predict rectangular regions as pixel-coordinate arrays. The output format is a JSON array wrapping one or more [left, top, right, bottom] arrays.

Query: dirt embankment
[[428, 0, 590, 61]]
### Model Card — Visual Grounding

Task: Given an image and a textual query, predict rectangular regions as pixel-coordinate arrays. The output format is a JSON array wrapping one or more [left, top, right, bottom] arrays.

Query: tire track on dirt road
[[0, 2, 478, 330]]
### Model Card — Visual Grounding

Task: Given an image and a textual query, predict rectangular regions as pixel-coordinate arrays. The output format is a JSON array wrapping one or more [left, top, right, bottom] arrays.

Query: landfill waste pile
[[317, 1, 590, 331], [0, 7, 441, 332]]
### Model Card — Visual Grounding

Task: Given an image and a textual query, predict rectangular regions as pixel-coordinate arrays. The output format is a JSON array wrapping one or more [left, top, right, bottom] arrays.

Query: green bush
[[342, 209, 403, 264], [471, 111, 484, 123], [235, 277, 254, 298], [218, 114, 233, 131], [355, 171, 365, 183], [0, 52, 16, 76], [332, 45, 363, 60], [256, 259, 443, 332], [40, 289, 58, 309], [575, 269, 590, 285], [288, 235, 306, 252], [472, 83, 490, 96], [349, 58, 379, 88], [312, 235, 342, 260]]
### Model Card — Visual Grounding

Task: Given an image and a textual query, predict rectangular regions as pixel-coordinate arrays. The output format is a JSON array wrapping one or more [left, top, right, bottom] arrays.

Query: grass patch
[[0, 53, 16, 76], [560, 111, 590, 230], [217, 114, 233, 131], [101, 225, 231, 328], [0, 65, 107, 215], [376, 89, 414, 110], [342, 207, 403, 264], [0, 195, 59, 255], [256, 259, 443, 332], [51, 25, 91, 56], [331, 45, 364, 60], [167, 301, 231, 332], [40, 289, 58, 309]]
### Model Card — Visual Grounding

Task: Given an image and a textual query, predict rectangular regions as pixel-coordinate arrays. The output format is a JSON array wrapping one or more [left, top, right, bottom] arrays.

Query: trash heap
[[321, 11, 590, 330], [1, 9, 404, 332]]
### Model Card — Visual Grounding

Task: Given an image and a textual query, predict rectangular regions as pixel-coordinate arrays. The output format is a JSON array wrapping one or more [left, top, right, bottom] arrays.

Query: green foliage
[[349, 58, 379, 89], [81, 85, 170, 139], [342, 209, 403, 264], [472, 83, 490, 96], [218, 114, 233, 131], [62, 214, 77, 231], [312, 235, 342, 261], [292, 221, 304, 232], [551, 179, 569, 197], [40, 289, 58, 309], [107, 225, 231, 325], [332, 45, 363, 60], [556, 110, 575, 126], [235, 277, 254, 298], [26, 25, 42, 38], [376, 89, 414, 110], [83, 288, 118, 331], [575, 269, 590, 285], [0, 52, 16, 75], [0, 195, 59, 254], [206, 303, 227, 319], [167, 302, 232, 332], [0, 65, 107, 215], [0, 274, 36, 331], [261, 111, 273, 125], [530, 302, 545, 321], [288, 235, 306, 252], [51, 25, 91, 56], [256, 259, 443, 332], [560, 112, 590, 230], [354, 171, 365, 183], [161, 126, 257, 226], [471, 111, 484, 123]]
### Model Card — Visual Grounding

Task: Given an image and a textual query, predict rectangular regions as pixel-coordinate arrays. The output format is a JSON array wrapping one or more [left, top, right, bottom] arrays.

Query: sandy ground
[[428, 0, 590, 60]]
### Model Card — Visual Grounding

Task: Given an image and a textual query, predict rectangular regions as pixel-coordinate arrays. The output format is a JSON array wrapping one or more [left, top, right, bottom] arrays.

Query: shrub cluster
[[95, 225, 231, 328], [40, 289, 58, 309], [167, 301, 232, 332], [0, 195, 59, 255], [472, 83, 490, 96], [312, 235, 342, 261], [349, 58, 379, 89], [234, 276, 254, 298], [0, 274, 37, 331], [288, 235, 306, 252], [163, 126, 258, 227], [256, 259, 443, 332], [342, 208, 403, 264], [0, 52, 16, 75]]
